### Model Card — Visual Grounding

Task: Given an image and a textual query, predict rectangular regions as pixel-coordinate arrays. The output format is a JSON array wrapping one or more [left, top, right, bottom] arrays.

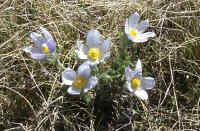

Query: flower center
[[74, 76, 86, 88], [88, 48, 100, 60], [130, 28, 137, 37], [42, 44, 50, 54], [131, 78, 141, 88]]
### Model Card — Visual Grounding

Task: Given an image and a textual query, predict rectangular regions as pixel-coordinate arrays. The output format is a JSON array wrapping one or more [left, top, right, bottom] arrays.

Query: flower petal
[[30, 32, 45, 48], [137, 20, 149, 33], [28, 47, 48, 59], [141, 77, 155, 90], [77, 63, 91, 79], [134, 89, 148, 100], [128, 34, 148, 43], [47, 40, 56, 53], [62, 68, 76, 85], [125, 66, 134, 81], [23, 46, 48, 59], [40, 27, 54, 41], [23, 46, 32, 53], [40, 27, 56, 53], [141, 32, 156, 38], [134, 59, 142, 77], [128, 12, 140, 29], [84, 76, 98, 93], [75, 41, 88, 59], [100, 37, 111, 60], [126, 81, 134, 92], [129, 32, 155, 43], [86, 60, 100, 66], [67, 86, 81, 95], [87, 29, 101, 47], [133, 37, 148, 43]]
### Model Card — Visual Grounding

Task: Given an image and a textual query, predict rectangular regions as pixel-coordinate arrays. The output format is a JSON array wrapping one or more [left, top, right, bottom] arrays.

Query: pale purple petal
[[126, 81, 134, 92], [136, 20, 149, 33], [84, 76, 98, 93], [30, 32, 45, 48], [68, 86, 81, 95], [127, 34, 148, 43], [23, 46, 32, 53], [86, 60, 100, 66], [140, 32, 156, 38], [87, 29, 102, 48], [126, 34, 136, 42], [77, 63, 91, 79], [125, 66, 134, 81], [100, 37, 111, 61], [40, 27, 54, 41], [141, 77, 155, 90], [133, 37, 148, 43], [134, 89, 148, 100], [40, 27, 56, 53], [29, 47, 48, 59], [62, 68, 76, 85], [128, 12, 140, 29], [47, 40, 56, 53], [134, 59, 142, 77], [75, 41, 88, 59]]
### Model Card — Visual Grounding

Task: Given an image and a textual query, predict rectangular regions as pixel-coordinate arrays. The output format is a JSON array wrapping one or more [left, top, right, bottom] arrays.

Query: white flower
[[62, 63, 98, 95], [125, 12, 156, 43], [75, 29, 111, 66], [125, 59, 155, 100]]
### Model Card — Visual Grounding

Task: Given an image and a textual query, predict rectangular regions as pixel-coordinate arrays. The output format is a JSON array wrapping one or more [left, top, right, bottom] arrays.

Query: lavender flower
[[125, 12, 156, 43], [125, 59, 155, 100], [23, 27, 56, 59], [62, 63, 98, 95], [75, 29, 111, 66]]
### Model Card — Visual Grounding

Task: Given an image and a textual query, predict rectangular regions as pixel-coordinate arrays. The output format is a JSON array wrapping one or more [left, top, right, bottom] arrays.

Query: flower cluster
[[24, 12, 156, 100]]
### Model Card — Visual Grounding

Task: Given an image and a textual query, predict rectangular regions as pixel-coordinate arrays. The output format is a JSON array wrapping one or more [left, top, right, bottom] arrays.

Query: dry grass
[[1, 0, 200, 130]]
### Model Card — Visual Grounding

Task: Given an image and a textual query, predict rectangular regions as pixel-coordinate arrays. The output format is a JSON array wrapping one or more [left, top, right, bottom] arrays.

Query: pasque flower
[[75, 29, 111, 66], [125, 59, 155, 100], [125, 12, 156, 43], [62, 63, 98, 95], [23, 27, 56, 59]]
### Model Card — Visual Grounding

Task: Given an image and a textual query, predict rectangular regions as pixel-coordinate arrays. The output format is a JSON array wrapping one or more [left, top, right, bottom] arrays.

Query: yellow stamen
[[42, 44, 50, 54], [130, 28, 137, 37], [74, 76, 86, 88], [131, 78, 141, 88], [88, 48, 100, 60]]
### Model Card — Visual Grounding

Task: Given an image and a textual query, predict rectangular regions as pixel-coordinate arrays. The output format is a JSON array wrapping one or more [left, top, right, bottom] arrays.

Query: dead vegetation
[[0, 0, 200, 130]]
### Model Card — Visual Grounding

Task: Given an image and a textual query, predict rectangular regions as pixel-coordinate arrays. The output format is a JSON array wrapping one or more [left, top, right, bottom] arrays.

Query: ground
[[0, 0, 200, 130]]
